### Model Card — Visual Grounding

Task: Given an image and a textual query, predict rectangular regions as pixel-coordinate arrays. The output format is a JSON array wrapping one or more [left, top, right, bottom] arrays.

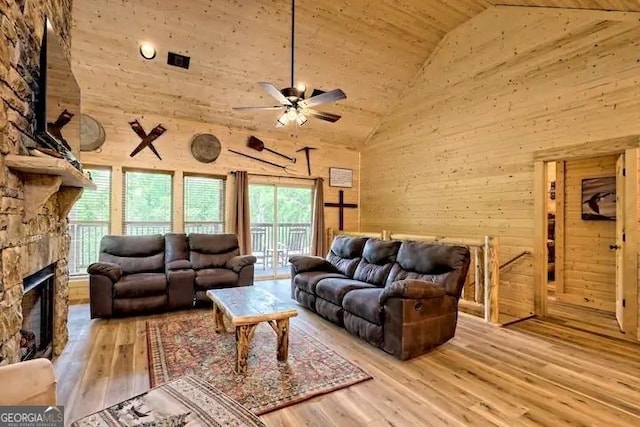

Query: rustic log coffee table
[[206, 286, 298, 373]]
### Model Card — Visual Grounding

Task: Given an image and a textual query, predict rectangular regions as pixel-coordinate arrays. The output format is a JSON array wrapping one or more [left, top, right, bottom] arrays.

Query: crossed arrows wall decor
[[129, 119, 167, 160]]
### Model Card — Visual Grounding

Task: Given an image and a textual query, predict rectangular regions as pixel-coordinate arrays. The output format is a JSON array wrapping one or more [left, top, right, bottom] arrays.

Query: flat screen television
[[35, 18, 81, 168]]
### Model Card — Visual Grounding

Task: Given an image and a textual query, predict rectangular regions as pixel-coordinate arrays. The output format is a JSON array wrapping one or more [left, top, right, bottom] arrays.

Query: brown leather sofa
[[88, 233, 256, 318], [290, 235, 470, 360]]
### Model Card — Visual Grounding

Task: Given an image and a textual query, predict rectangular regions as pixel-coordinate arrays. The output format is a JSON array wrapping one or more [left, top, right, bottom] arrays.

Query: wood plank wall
[[558, 155, 617, 312], [69, 105, 360, 302], [359, 6, 640, 321]]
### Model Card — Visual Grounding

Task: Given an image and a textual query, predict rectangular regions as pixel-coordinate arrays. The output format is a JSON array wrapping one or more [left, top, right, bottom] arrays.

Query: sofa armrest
[[166, 259, 191, 271], [226, 255, 257, 273], [379, 279, 446, 304], [87, 262, 122, 282], [0, 358, 57, 405], [289, 255, 338, 274]]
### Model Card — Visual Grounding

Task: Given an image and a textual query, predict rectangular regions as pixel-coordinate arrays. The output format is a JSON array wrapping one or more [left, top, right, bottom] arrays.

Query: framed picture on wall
[[329, 167, 353, 188], [581, 176, 616, 221]]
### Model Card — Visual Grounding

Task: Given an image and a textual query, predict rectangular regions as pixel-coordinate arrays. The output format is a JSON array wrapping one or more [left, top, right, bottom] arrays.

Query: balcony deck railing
[[251, 222, 312, 273], [68, 221, 311, 276], [69, 222, 109, 276]]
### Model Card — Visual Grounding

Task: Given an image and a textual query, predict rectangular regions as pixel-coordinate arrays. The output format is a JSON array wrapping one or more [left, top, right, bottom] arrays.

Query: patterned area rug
[[147, 311, 372, 415], [71, 375, 265, 426]]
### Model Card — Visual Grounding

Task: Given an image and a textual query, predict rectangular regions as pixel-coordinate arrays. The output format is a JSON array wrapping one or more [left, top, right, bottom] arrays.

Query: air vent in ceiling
[[167, 52, 190, 69]]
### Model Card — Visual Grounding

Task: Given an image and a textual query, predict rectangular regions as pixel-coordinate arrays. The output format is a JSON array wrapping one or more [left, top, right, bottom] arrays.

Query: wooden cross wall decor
[[129, 120, 167, 160], [324, 190, 358, 230]]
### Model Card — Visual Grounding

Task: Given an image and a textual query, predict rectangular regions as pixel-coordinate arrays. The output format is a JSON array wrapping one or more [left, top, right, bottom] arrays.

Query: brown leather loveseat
[[88, 233, 256, 318], [290, 235, 470, 359]]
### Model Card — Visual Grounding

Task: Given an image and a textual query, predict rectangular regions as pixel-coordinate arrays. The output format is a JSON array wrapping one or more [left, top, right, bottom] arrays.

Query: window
[[184, 175, 225, 234], [249, 184, 313, 278], [123, 171, 172, 235], [68, 168, 111, 276]]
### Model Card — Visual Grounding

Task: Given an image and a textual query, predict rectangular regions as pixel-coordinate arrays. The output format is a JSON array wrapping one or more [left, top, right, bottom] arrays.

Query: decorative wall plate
[[190, 133, 221, 163], [80, 114, 106, 152]]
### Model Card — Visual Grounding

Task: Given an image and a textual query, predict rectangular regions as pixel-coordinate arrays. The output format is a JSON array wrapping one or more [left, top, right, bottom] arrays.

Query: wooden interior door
[[615, 153, 625, 332]]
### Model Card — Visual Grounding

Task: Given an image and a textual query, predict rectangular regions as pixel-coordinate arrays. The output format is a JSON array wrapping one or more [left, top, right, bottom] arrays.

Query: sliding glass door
[[249, 184, 313, 279]]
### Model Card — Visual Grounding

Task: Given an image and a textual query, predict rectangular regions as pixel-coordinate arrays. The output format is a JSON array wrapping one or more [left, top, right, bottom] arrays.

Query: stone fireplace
[[0, 0, 74, 365]]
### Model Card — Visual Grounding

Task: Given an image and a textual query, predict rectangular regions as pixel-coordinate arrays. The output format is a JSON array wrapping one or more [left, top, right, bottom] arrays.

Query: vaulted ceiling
[[70, 0, 640, 148]]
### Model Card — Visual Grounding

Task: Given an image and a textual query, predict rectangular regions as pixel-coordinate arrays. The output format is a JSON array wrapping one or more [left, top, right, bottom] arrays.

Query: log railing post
[[484, 236, 500, 324], [327, 228, 335, 253], [475, 246, 484, 304], [484, 236, 491, 322]]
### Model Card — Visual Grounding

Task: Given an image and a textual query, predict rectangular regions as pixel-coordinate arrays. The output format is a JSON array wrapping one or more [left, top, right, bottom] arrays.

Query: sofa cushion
[[294, 271, 347, 295], [394, 241, 459, 276], [100, 234, 165, 274], [195, 268, 239, 290], [353, 239, 401, 286], [326, 235, 368, 277], [315, 278, 376, 305], [101, 234, 165, 257], [189, 234, 241, 269], [388, 241, 470, 296], [342, 288, 384, 325], [113, 273, 167, 298]]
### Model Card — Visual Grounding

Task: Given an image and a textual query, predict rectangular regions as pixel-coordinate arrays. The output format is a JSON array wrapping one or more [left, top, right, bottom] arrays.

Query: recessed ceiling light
[[139, 42, 156, 60]]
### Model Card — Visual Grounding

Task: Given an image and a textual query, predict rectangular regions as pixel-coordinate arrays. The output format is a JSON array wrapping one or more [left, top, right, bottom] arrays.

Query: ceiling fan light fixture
[[296, 113, 308, 126], [296, 83, 306, 94], [277, 112, 289, 127], [286, 109, 298, 120]]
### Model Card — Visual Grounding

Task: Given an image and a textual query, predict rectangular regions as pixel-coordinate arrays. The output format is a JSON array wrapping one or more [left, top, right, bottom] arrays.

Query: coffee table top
[[206, 286, 298, 325]]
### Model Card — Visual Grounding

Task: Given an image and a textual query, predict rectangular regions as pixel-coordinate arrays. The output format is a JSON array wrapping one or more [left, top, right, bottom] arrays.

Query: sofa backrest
[[99, 234, 165, 274], [188, 233, 240, 269], [165, 233, 189, 263], [326, 235, 368, 277], [353, 238, 401, 287], [386, 241, 471, 298]]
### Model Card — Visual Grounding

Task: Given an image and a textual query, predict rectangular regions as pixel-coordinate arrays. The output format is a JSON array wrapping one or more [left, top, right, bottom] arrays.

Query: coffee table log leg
[[213, 304, 225, 333], [276, 318, 290, 362], [235, 324, 257, 373]]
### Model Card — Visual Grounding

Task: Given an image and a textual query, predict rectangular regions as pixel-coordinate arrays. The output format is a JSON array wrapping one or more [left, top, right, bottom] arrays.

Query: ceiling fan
[[233, 0, 347, 127]]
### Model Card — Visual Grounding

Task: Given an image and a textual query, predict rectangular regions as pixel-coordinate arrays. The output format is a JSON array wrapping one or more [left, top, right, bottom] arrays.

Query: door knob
[[609, 244, 621, 250]]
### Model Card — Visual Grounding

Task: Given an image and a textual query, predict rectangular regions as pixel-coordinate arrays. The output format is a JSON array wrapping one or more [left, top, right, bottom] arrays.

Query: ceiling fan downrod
[[291, 0, 295, 89]]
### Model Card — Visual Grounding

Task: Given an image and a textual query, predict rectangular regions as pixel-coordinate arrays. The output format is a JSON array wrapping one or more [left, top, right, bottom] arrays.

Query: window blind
[[184, 175, 225, 234], [68, 168, 111, 276], [123, 171, 172, 235]]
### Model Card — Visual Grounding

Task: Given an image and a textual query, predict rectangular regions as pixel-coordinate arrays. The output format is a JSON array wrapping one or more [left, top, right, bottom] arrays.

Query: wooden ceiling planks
[[71, 1, 640, 149], [70, 0, 489, 148], [491, 0, 640, 12]]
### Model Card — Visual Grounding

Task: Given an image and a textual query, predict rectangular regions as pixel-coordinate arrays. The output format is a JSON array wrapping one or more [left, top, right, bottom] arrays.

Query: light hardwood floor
[[55, 280, 640, 426]]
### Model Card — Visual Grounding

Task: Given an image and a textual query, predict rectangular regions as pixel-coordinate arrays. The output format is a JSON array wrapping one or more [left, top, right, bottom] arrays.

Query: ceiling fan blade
[[233, 106, 286, 111], [258, 82, 292, 106], [304, 109, 342, 123], [299, 89, 346, 109]]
